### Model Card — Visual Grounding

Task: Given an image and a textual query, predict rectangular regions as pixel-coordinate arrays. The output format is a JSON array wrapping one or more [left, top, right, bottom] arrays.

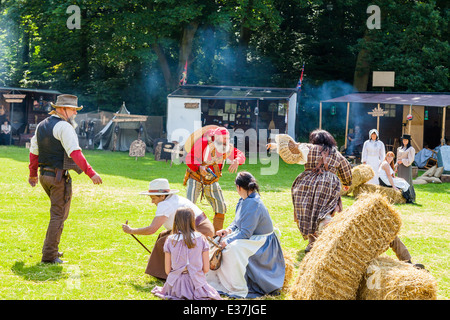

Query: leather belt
[[39, 167, 67, 182]]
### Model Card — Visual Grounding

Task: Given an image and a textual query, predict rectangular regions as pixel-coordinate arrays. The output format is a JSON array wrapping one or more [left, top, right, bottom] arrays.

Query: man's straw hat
[[139, 178, 179, 196], [51, 94, 83, 111]]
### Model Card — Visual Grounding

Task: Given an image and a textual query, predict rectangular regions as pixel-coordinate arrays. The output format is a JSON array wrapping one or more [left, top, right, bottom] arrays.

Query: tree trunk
[[153, 43, 173, 91], [177, 21, 199, 85], [153, 21, 199, 92], [353, 33, 371, 92]]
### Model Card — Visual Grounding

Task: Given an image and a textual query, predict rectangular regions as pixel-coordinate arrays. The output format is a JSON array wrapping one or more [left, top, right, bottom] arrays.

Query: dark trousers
[[39, 172, 72, 262]]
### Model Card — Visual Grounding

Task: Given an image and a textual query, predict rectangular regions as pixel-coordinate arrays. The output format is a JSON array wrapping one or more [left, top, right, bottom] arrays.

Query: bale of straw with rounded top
[[289, 193, 402, 300], [274, 134, 307, 164], [357, 256, 438, 300], [353, 184, 406, 204], [340, 164, 375, 196]]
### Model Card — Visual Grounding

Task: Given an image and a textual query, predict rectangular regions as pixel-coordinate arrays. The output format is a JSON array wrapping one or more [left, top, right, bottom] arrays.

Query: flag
[[296, 63, 304, 91], [179, 61, 187, 86]]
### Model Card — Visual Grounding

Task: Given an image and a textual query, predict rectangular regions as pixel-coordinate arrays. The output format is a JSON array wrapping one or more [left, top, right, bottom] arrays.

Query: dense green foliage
[[0, 0, 448, 114]]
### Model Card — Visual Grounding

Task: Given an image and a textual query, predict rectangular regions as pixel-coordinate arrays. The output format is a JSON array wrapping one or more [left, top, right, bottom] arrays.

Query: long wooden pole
[[377, 103, 380, 132], [442, 106, 447, 145], [408, 104, 412, 134], [345, 102, 350, 149]]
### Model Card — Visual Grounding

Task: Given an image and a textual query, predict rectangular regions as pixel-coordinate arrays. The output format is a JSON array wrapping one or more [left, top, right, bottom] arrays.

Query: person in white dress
[[361, 129, 385, 184], [378, 151, 414, 203]]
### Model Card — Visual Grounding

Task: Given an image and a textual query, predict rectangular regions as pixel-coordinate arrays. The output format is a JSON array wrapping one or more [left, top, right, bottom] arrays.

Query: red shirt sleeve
[[185, 137, 208, 172], [229, 147, 246, 164], [70, 150, 97, 178], [29, 153, 39, 177]]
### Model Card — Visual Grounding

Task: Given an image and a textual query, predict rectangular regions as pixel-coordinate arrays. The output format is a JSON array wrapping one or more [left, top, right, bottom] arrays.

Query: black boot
[[402, 190, 414, 203]]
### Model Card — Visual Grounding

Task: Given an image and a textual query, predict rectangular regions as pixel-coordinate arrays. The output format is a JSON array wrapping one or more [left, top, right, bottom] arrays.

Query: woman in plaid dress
[[289, 130, 352, 252]]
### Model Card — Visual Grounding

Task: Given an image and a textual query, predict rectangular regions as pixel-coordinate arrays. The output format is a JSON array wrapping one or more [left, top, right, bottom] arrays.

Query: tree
[[352, 0, 449, 92]]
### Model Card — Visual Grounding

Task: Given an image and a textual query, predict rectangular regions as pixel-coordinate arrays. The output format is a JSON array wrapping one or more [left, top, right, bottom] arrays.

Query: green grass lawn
[[0, 145, 449, 300]]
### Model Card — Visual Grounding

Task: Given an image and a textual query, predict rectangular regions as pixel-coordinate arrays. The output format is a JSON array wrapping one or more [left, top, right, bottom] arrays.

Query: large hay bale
[[282, 250, 296, 293], [341, 164, 375, 196], [290, 193, 402, 300], [357, 256, 438, 300], [353, 184, 406, 204]]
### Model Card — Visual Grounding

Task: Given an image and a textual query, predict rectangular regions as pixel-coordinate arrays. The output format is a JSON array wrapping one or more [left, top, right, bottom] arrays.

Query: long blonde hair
[[171, 207, 197, 249]]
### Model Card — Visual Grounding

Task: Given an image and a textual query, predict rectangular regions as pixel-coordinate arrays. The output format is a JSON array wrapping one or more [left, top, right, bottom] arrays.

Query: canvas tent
[[95, 102, 152, 152]]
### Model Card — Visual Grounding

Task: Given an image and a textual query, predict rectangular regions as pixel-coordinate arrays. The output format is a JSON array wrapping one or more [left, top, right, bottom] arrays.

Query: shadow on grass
[[11, 261, 64, 282], [127, 277, 164, 294]]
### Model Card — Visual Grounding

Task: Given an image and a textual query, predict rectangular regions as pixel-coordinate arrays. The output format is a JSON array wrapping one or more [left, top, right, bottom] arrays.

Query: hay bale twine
[[290, 193, 402, 300], [353, 184, 406, 204], [341, 164, 375, 196], [357, 256, 438, 300]]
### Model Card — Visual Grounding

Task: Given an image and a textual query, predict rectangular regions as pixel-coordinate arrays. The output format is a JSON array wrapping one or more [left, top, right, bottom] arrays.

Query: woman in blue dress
[[206, 171, 286, 298]]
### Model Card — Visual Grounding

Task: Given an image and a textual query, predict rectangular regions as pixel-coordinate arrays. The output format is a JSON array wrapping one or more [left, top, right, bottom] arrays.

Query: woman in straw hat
[[269, 129, 352, 253], [395, 134, 416, 203], [121, 178, 214, 280], [28, 94, 103, 264]]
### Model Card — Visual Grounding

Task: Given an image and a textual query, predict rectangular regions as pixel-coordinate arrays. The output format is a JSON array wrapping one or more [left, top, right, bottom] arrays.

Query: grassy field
[[0, 145, 448, 300]]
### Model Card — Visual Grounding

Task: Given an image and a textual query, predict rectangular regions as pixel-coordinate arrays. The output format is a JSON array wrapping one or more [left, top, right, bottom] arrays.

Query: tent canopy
[[322, 92, 450, 107], [95, 103, 152, 152]]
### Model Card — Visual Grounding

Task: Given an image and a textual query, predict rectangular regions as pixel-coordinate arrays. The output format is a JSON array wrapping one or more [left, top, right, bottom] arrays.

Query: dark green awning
[[168, 85, 296, 100]]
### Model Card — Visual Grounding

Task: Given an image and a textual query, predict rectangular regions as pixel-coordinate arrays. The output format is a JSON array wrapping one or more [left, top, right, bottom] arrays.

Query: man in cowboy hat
[[184, 126, 246, 232], [121, 178, 214, 280], [28, 94, 103, 264]]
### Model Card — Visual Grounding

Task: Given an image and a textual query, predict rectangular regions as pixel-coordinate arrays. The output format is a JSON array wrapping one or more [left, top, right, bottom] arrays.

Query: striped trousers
[[186, 178, 227, 214]]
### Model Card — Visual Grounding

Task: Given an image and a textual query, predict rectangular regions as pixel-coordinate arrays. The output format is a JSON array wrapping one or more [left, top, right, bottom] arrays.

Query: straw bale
[[340, 164, 375, 196], [282, 250, 296, 293], [353, 184, 406, 204], [357, 256, 438, 300], [275, 134, 306, 164], [290, 193, 402, 300]]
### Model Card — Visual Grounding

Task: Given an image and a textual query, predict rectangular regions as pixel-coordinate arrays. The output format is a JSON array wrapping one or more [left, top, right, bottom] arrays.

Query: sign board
[[129, 139, 146, 158], [5, 99, 24, 103], [3, 94, 26, 99], [184, 103, 199, 109], [368, 105, 389, 117], [372, 71, 395, 87]]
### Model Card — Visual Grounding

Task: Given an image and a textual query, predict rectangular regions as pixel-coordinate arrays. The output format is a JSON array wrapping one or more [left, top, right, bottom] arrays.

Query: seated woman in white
[[378, 151, 413, 203]]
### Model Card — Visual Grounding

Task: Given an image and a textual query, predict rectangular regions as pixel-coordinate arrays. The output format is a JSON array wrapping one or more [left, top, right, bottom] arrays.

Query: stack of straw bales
[[353, 184, 406, 204], [290, 193, 402, 300], [340, 164, 374, 196], [357, 256, 437, 300], [341, 164, 406, 204]]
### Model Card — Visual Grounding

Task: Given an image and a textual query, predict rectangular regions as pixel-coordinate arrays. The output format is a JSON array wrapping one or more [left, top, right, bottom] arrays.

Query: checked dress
[[291, 144, 352, 239]]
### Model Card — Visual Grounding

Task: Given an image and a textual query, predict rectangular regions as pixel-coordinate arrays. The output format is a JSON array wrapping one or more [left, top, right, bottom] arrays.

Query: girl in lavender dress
[[151, 207, 222, 300]]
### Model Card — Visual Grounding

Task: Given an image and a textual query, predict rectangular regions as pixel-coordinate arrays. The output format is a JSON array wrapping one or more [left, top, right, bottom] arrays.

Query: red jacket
[[185, 136, 245, 172]]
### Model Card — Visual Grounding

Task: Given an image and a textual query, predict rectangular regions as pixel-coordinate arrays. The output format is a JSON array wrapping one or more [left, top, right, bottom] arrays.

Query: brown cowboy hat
[[51, 94, 83, 111]]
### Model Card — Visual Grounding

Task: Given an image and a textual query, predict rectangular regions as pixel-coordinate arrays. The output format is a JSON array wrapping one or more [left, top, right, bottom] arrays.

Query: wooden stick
[[125, 220, 152, 254]]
